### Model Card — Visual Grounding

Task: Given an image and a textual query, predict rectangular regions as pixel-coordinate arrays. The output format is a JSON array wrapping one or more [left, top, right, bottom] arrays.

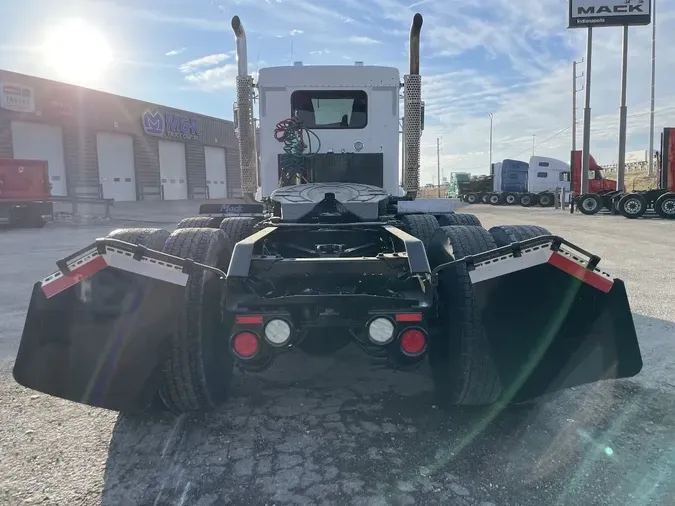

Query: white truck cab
[[231, 14, 427, 204], [256, 64, 401, 197], [527, 156, 571, 193]]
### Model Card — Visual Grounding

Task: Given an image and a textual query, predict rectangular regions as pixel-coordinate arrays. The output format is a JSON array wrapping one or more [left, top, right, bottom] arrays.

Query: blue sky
[[2, 0, 675, 183]]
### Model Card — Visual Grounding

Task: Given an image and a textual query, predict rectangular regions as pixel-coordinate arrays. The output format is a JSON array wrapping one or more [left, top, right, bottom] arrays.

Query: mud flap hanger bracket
[[55, 238, 227, 279], [430, 235, 604, 284]]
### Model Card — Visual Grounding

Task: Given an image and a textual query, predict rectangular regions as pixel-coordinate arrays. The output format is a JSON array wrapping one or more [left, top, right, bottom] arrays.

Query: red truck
[[572, 128, 675, 219], [0, 159, 53, 228]]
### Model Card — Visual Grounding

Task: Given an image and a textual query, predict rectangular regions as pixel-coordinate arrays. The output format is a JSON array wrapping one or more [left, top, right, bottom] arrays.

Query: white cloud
[[179, 54, 230, 73], [165, 48, 186, 57], [290, 29, 303, 36], [183, 64, 238, 91], [348, 36, 381, 45]]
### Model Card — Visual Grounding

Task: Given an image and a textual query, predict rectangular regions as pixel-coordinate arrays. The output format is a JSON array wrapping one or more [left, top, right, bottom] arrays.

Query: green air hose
[[274, 116, 321, 186]]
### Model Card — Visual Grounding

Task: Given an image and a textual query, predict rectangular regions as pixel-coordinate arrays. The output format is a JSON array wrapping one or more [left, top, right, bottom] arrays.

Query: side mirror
[[420, 101, 425, 132]]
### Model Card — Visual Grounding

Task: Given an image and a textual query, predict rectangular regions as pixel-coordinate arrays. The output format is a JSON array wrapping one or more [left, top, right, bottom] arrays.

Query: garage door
[[11, 121, 67, 196], [158, 140, 188, 200], [204, 146, 227, 199], [96, 132, 136, 201]]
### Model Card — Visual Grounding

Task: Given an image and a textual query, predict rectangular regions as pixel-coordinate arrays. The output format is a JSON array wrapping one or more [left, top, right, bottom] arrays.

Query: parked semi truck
[[447, 172, 470, 198], [0, 159, 53, 228], [11, 13, 643, 417], [463, 156, 569, 207], [574, 129, 675, 219]]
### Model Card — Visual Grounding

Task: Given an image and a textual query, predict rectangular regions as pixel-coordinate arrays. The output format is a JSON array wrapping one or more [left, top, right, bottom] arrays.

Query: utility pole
[[617, 25, 629, 192], [437, 137, 441, 198], [532, 135, 535, 156], [649, 0, 657, 177], [573, 59, 585, 153], [581, 27, 593, 195], [488, 112, 494, 173]]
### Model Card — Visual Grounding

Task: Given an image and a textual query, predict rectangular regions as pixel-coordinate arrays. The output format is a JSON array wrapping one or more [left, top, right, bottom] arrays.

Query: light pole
[[649, 0, 657, 176], [488, 112, 494, 173]]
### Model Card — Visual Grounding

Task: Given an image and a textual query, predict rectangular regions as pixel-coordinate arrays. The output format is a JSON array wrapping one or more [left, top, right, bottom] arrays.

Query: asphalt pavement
[[0, 206, 674, 506]]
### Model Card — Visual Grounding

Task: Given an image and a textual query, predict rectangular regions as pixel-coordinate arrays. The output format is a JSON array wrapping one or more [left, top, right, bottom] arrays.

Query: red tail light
[[395, 313, 423, 322], [232, 331, 260, 358], [400, 329, 426, 356], [236, 315, 263, 325]]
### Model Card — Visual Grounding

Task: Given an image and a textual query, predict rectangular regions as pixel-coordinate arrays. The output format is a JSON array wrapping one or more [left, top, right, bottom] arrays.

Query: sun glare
[[43, 18, 113, 83]]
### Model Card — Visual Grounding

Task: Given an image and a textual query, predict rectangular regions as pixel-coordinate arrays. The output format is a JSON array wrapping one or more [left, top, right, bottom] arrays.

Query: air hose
[[274, 117, 321, 186]]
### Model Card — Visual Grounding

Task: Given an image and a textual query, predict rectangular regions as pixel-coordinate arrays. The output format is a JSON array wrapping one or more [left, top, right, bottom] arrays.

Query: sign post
[[568, 0, 652, 195]]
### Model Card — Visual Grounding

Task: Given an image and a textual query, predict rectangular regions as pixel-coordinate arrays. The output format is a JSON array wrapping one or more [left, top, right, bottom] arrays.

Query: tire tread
[[160, 228, 233, 412]]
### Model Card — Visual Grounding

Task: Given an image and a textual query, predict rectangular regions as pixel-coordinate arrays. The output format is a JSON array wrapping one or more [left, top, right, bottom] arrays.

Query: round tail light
[[264, 319, 292, 346], [400, 329, 426, 356], [232, 331, 260, 358], [367, 317, 395, 345]]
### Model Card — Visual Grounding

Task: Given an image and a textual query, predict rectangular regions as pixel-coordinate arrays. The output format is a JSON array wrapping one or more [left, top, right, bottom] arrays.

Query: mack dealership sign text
[[569, 0, 651, 28], [142, 109, 202, 141]]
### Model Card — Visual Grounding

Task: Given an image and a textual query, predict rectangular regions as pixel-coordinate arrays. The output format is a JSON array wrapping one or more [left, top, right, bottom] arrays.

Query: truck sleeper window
[[291, 90, 367, 129]]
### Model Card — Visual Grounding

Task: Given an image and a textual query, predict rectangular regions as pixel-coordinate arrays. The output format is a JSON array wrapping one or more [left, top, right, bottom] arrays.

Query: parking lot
[[1, 205, 674, 506]]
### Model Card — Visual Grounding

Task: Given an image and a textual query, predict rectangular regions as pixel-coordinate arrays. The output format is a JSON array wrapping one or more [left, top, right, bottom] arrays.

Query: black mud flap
[[12, 240, 194, 413], [450, 238, 643, 402]]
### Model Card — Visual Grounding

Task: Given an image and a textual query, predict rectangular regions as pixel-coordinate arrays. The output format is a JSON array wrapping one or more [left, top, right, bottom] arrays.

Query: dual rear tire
[[424, 223, 551, 406], [108, 219, 256, 413]]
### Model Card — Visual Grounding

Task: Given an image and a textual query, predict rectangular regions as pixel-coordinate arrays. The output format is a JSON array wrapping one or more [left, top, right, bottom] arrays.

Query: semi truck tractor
[[11, 13, 643, 415]]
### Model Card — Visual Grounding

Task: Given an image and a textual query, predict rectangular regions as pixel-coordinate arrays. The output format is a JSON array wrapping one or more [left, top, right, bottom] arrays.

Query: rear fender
[[433, 236, 643, 402], [12, 239, 225, 413]]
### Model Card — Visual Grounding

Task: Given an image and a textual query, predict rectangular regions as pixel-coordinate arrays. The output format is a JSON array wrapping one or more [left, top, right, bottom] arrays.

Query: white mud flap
[[12, 239, 222, 413], [439, 237, 643, 403]]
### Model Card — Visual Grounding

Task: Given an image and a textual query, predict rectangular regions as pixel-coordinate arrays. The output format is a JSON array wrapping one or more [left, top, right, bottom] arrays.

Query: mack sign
[[142, 109, 202, 141], [568, 0, 651, 28]]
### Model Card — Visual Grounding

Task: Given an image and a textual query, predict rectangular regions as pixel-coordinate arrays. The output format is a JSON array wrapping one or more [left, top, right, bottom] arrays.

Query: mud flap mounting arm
[[45, 238, 227, 300], [431, 235, 612, 293]]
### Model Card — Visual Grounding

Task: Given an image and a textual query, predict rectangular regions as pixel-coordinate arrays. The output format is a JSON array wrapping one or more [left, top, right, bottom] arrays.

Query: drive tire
[[436, 213, 482, 227], [538, 192, 554, 207], [503, 192, 518, 206], [160, 228, 235, 412], [481, 193, 490, 204], [219, 216, 256, 243], [654, 192, 675, 219], [107, 227, 171, 250], [427, 226, 502, 406], [618, 193, 647, 219], [577, 194, 603, 215], [488, 225, 551, 247], [519, 193, 536, 207], [488, 193, 501, 205], [401, 214, 439, 249], [465, 193, 479, 204], [176, 217, 223, 229]]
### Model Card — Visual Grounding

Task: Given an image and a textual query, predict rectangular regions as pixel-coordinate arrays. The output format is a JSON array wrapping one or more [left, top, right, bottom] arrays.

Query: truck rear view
[[0, 159, 53, 228]]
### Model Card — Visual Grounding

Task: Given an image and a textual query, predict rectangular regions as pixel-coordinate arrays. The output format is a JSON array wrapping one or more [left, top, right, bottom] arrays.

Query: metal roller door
[[96, 132, 137, 201], [204, 146, 227, 199], [11, 121, 67, 196], [158, 139, 188, 200]]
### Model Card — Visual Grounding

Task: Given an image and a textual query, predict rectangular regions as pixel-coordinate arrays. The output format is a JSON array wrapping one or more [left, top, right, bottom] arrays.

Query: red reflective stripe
[[41, 255, 108, 298], [548, 252, 613, 293], [395, 313, 423, 322], [236, 315, 264, 325]]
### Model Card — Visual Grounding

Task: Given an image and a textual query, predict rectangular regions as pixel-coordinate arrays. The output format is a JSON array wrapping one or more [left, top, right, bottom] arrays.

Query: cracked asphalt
[[1, 206, 674, 506]]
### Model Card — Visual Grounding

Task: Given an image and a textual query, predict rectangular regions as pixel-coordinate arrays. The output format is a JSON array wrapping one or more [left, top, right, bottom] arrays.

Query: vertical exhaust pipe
[[403, 13, 423, 198], [231, 15, 258, 200]]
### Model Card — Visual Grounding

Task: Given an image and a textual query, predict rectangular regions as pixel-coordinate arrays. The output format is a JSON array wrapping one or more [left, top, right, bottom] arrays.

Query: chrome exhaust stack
[[231, 15, 258, 200], [402, 13, 423, 199]]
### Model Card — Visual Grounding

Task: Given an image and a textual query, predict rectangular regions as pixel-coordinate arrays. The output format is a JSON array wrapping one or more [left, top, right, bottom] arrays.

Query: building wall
[[0, 70, 242, 199]]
